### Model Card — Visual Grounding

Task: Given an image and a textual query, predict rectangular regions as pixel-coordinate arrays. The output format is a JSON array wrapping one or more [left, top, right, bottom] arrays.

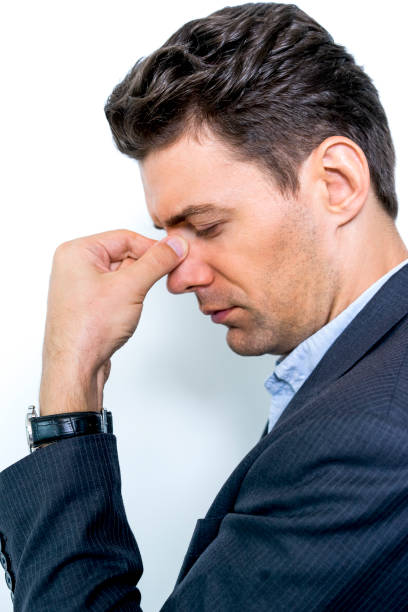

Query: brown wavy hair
[[104, 2, 398, 218]]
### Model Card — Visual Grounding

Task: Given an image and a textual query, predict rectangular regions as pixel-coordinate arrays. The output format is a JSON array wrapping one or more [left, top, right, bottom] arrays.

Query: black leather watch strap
[[30, 411, 113, 449]]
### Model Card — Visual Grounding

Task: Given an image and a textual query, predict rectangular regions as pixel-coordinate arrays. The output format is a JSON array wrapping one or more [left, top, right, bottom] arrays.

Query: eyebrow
[[153, 203, 232, 230]]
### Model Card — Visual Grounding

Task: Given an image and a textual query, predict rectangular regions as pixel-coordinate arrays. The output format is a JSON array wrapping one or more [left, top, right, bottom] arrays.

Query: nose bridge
[[167, 244, 213, 294]]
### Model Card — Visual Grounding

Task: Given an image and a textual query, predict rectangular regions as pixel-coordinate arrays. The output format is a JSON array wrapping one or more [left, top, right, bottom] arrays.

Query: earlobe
[[319, 136, 370, 225]]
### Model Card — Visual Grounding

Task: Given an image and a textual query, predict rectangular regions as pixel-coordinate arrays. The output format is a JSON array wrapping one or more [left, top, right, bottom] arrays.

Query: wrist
[[39, 361, 101, 416]]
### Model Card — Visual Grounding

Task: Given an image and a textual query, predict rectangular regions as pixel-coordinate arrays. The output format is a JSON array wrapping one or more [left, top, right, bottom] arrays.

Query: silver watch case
[[26, 405, 38, 451]]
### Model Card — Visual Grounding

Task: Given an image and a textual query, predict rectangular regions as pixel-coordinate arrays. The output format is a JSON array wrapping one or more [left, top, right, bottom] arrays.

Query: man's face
[[140, 129, 335, 356]]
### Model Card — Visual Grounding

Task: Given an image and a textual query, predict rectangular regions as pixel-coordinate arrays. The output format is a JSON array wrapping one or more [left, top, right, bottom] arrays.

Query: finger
[[110, 257, 136, 271], [119, 235, 189, 300], [79, 229, 158, 264]]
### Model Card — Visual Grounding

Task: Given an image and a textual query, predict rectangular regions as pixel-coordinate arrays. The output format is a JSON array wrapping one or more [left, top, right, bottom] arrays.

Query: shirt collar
[[265, 258, 408, 396]]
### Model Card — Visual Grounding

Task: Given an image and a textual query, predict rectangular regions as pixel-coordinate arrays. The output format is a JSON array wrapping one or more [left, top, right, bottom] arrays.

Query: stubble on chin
[[224, 310, 279, 356]]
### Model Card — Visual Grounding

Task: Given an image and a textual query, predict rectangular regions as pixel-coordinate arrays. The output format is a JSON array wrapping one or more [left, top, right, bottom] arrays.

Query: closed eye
[[195, 223, 222, 238], [154, 222, 223, 238]]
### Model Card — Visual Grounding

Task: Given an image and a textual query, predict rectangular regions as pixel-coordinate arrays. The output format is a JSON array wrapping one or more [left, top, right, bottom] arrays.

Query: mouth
[[208, 307, 237, 323]]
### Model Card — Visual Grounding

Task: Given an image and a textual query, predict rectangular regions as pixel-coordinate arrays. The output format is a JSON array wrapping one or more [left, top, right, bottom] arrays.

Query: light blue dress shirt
[[265, 259, 408, 433]]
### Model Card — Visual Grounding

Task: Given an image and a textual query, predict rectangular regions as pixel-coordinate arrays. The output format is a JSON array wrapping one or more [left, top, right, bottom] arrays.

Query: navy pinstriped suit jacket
[[2, 263, 408, 611]]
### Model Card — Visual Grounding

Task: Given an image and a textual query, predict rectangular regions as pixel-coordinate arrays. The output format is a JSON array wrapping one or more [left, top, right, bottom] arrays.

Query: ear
[[312, 136, 370, 226]]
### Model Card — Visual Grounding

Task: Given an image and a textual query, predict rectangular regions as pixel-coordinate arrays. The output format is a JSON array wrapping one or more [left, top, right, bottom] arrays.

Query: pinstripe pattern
[[1, 434, 143, 610], [2, 264, 408, 610]]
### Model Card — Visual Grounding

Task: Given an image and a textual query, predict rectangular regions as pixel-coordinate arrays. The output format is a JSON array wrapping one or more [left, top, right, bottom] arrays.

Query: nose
[[166, 250, 214, 294]]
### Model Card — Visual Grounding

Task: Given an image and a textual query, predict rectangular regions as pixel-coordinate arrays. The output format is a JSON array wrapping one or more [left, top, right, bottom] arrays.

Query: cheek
[[232, 218, 312, 294], [233, 223, 288, 272]]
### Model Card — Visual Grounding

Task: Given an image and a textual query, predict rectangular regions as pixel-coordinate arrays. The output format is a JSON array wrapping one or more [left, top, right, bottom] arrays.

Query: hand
[[39, 229, 188, 415]]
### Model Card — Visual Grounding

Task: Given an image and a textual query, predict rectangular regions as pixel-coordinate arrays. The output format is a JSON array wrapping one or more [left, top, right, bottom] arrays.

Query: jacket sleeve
[[0, 433, 144, 611]]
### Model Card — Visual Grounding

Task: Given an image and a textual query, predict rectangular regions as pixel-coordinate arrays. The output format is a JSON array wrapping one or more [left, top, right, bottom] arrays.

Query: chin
[[225, 328, 275, 356]]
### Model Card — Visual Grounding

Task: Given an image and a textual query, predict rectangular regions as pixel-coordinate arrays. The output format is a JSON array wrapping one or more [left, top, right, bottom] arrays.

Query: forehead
[[139, 130, 278, 226]]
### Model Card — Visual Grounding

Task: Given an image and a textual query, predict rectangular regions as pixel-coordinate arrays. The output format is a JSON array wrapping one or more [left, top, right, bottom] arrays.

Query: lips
[[202, 307, 234, 315], [210, 307, 236, 323]]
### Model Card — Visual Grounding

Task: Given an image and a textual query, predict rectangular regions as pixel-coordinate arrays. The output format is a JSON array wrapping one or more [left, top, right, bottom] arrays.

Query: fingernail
[[165, 236, 188, 258]]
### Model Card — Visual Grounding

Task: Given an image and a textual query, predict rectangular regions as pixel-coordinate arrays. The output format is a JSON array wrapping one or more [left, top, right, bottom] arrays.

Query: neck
[[329, 204, 408, 322]]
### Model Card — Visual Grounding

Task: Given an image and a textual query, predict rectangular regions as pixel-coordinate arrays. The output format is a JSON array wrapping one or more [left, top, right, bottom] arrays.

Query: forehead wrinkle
[[153, 203, 232, 230]]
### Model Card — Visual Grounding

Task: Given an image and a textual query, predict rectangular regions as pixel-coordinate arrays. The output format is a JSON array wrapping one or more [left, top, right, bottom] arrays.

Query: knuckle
[[56, 239, 74, 253], [150, 248, 169, 268], [54, 242, 69, 259], [141, 257, 160, 278], [149, 245, 177, 271], [53, 238, 80, 262]]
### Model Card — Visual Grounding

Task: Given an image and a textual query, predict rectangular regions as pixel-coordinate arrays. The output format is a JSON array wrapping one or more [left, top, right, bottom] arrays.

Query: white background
[[0, 1, 407, 610]]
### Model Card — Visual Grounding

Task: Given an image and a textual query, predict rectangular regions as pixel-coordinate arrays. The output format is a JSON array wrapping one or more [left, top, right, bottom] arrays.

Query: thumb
[[122, 235, 189, 299]]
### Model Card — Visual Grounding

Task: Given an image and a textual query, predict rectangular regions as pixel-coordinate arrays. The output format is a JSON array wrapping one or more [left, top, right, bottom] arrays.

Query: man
[[1, 2, 408, 610]]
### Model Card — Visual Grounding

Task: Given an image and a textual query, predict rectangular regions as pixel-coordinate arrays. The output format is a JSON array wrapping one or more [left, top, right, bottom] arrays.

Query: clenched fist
[[39, 229, 188, 416]]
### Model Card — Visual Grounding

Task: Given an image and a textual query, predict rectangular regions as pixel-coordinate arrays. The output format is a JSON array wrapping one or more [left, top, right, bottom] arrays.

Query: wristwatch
[[25, 405, 113, 453]]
